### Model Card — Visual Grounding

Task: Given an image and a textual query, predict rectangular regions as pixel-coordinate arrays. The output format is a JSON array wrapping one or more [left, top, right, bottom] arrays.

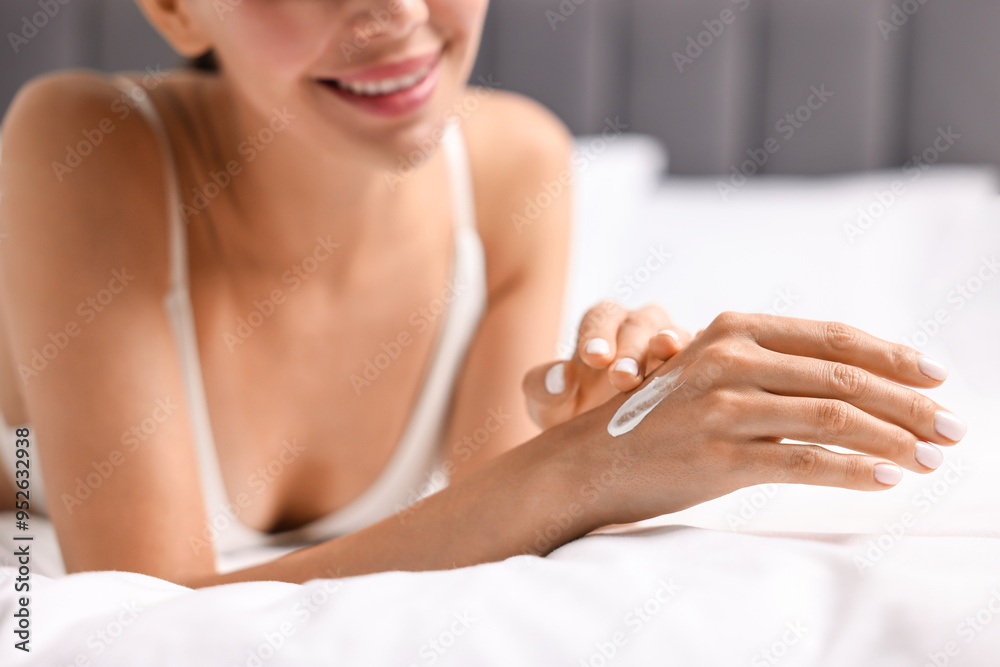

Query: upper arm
[[442, 91, 574, 481], [0, 72, 214, 581]]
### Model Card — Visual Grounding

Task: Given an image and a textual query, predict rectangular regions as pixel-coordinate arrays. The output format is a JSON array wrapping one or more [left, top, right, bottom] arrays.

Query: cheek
[[429, 0, 488, 68], [216, 1, 339, 76], [429, 0, 486, 39], [432, 0, 488, 26]]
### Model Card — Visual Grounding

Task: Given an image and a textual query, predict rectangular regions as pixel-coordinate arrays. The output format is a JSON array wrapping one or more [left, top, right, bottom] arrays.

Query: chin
[[362, 115, 454, 179]]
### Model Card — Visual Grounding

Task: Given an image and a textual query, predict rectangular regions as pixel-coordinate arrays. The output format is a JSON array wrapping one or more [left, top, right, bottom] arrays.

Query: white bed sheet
[[2, 136, 999, 665], [3, 526, 1000, 666]]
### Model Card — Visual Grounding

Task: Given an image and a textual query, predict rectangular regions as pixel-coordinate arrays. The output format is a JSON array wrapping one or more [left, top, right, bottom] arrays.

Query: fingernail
[[585, 338, 611, 356], [918, 355, 949, 382], [934, 411, 967, 442], [874, 463, 903, 486], [544, 363, 566, 395], [658, 329, 680, 343], [613, 357, 639, 377], [914, 441, 943, 470]]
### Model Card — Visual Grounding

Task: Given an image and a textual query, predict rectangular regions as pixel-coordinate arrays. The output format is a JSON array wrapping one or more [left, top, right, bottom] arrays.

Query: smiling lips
[[319, 51, 441, 117], [329, 60, 436, 96]]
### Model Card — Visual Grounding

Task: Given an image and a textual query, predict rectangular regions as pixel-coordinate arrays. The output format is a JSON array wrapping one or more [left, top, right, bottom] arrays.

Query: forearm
[[185, 414, 609, 588]]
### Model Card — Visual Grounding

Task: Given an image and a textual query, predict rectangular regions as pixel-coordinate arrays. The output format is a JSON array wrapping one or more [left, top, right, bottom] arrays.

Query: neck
[[191, 74, 445, 278]]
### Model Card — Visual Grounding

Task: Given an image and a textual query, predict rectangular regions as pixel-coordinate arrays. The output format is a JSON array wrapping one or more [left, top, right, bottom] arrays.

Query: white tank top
[[0, 75, 488, 564]]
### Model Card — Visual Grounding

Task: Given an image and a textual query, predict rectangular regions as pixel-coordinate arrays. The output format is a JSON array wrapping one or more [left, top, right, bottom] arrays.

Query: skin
[[523, 301, 693, 430], [0, 1, 964, 587], [0, 0, 572, 575]]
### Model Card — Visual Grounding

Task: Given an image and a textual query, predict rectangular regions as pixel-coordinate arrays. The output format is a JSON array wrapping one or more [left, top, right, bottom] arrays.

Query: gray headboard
[[3, 0, 998, 175], [471, 0, 1000, 175]]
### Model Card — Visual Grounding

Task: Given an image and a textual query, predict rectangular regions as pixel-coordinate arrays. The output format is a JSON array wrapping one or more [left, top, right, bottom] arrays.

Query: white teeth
[[334, 63, 432, 97]]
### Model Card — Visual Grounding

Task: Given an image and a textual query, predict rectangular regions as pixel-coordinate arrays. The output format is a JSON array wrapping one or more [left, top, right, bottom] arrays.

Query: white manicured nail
[[613, 357, 639, 377], [934, 411, 967, 442], [873, 464, 903, 486], [918, 356, 948, 382], [914, 441, 943, 470], [585, 338, 611, 356], [658, 329, 680, 343], [545, 363, 566, 395]]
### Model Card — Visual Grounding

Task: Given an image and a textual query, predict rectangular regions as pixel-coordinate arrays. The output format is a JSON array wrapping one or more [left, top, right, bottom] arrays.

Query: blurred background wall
[[2, 0, 998, 176]]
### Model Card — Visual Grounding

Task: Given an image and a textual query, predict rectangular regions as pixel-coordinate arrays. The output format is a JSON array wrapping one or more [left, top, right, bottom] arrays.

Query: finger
[[522, 361, 579, 429], [731, 313, 948, 388], [609, 306, 674, 392], [523, 360, 579, 404], [577, 301, 628, 369], [748, 395, 942, 473], [649, 327, 688, 361], [752, 350, 967, 447], [642, 327, 693, 387], [738, 440, 904, 490]]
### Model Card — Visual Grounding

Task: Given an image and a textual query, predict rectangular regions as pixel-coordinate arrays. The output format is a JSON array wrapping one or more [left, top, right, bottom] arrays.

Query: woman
[[0, 0, 963, 587]]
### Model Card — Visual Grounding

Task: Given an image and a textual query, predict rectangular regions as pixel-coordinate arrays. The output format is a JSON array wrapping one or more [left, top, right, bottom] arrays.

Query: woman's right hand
[[577, 311, 966, 527]]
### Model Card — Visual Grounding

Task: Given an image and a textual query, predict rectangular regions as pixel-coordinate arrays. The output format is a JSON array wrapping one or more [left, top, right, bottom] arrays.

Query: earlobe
[[133, 0, 213, 58]]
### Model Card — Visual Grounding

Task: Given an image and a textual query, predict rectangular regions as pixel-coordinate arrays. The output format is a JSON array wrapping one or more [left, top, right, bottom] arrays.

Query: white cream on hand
[[607, 367, 685, 437]]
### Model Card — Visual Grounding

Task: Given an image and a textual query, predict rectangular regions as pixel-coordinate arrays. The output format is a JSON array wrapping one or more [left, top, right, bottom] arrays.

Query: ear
[[134, 0, 213, 58]]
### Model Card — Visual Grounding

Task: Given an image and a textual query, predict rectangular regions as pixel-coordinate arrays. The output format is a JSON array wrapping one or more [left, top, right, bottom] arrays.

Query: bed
[[2, 136, 999, 666]]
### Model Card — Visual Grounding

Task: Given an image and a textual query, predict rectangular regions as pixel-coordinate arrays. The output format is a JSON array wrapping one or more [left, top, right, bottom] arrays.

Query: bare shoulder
[[1, 68, 172, 290], [459, 87, 573, 190], [457, 88, 574, 292], [3, 68, 158, 157], [4, 68, 116, 121]]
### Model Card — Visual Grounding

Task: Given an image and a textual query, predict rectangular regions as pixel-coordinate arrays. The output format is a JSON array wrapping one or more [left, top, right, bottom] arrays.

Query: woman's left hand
[[523, 301, 692, 430]]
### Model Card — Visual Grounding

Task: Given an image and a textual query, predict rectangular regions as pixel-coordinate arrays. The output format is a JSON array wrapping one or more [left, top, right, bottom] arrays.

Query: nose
[[344, 0, 429, 43]]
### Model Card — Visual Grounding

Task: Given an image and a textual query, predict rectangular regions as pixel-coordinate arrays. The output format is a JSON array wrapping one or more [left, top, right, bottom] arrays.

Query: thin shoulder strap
[[113, 76, 186, 291], [439, 121, 477, 233], [111, 77, 246, 558]]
